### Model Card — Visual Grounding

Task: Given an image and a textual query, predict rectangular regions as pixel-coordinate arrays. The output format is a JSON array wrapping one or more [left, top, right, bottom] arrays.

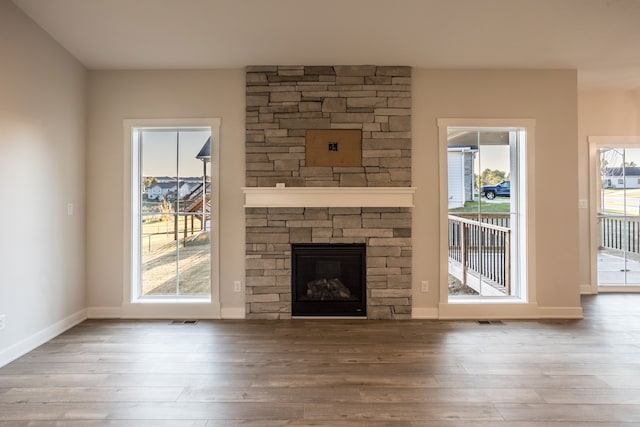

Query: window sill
[[132, 297, 212, 304]]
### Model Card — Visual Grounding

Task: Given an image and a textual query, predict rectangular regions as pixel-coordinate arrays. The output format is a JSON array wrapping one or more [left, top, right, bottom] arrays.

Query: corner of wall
[[0, 310, 86, 368]]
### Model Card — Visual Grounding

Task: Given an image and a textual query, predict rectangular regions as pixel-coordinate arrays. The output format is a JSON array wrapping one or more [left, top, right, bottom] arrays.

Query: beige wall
[[578, 89, 640, 288], [412, 69, 581, 312], [86, 68, 582, 317], [0, 0, 87, 361], [86, 70, 246, 314]]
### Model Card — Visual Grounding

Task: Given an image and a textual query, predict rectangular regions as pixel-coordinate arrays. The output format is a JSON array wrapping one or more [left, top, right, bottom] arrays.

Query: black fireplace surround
[[291, 243, 366, 317]]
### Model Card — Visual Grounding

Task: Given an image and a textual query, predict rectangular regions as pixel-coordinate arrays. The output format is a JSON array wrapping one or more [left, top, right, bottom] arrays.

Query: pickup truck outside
[[481, 180, 510, 199]]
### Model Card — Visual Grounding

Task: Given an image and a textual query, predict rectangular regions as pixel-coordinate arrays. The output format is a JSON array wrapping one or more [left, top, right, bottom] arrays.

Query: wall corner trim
[[221, 307, 246, 319], [580, 284, 595, 294]]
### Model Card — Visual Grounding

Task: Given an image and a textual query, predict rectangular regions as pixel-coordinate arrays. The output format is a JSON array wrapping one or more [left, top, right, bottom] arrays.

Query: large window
[[133, 127, 212, 299], [439, 119, 532, 306], [124, 119, 220, 316]]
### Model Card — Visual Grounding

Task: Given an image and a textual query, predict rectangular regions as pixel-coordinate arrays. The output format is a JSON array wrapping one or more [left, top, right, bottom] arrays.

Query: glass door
[[597, 147, 640, 287], [446, 127, 527, 299], [135, 127, 212, 299]]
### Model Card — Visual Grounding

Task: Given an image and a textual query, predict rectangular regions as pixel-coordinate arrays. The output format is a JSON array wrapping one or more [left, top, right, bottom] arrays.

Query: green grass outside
[[449, 200, 511, 214]]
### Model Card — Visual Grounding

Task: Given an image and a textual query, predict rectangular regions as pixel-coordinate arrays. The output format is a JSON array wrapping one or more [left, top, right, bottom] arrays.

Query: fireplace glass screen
[[291, 243, 366, 316]]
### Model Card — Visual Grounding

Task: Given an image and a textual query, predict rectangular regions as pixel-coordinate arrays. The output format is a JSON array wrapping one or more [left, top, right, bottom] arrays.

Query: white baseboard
[[0, 309, 86, 368], [597, 286, 640, 293], [89, 304, 243, 319], [221, 307, 245, 319], [411, 307, 439, 319], [536, 306, 584, 319], [120, 302, 221, 319], [437, 302, 583, 320], [86, 306, 122, 318], [438, 302, 540, 319]]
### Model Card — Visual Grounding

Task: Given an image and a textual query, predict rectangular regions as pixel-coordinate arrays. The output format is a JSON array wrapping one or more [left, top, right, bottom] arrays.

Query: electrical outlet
[[421, 280, 429, 292], [67, 203, 73, 216], [233, 281, 242, 293], [0, 314, 5, 331]]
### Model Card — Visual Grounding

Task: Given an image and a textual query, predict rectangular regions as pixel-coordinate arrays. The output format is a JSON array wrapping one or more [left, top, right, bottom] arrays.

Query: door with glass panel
[[135, 127, 212, 299], [597, 147, 640, 288], [446, 127, 527, 299]]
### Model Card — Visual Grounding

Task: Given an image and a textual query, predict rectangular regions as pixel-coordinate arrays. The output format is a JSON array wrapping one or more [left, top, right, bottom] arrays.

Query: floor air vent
[[477, 320, 504, 325], [169, 320, 199, 325]]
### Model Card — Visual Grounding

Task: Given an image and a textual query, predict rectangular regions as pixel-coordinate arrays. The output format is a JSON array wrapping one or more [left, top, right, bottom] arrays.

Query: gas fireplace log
[[307, 278, 351, 300]]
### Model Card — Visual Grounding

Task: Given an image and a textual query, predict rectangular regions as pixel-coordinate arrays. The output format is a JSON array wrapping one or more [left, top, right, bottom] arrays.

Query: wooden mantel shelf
[[242, 187, 416, 208]]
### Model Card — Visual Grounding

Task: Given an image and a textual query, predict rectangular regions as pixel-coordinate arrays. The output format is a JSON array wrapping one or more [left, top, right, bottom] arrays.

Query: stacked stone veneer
[[245, 65, 412, 319], [246, 65, 411, 186]]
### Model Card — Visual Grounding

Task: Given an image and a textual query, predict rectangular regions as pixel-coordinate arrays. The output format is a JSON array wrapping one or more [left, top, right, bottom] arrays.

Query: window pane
[[141, 213, 178, 295], [598, 147, 640, 286], [447, 127, 521, 298], [137, 128, 211, 298]]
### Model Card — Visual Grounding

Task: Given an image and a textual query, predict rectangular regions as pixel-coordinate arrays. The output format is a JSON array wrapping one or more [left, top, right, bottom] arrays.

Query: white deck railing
[[448, 214, 511, 293], [600, 214, 640, 254]]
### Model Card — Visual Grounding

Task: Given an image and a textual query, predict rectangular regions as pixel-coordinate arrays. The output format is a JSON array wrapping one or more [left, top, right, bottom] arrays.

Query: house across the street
[[602, 167, 640, 188], [447, 146, 477, 209]]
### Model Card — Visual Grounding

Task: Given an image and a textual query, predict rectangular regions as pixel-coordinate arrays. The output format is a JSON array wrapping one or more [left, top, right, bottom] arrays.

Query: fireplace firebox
[[291, 243, 366, 317]]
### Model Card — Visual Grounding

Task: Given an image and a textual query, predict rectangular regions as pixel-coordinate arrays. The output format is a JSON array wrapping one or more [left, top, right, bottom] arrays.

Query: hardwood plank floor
[[0, 294, 639, 426]]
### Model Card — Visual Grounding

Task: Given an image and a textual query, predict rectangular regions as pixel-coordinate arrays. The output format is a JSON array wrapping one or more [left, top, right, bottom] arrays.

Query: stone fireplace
[[244, 65, 412, 319]]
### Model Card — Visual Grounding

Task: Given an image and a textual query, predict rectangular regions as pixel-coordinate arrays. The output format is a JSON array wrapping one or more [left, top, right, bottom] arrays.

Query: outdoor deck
[[598, 213, 640, 286], [598, 250, 640, 285]]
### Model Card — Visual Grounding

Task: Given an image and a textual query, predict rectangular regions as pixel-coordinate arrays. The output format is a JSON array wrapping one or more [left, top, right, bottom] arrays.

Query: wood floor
[[0, 294, 639, 426]]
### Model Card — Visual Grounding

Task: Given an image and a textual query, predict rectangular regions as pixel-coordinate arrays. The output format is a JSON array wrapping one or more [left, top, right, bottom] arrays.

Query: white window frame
[[438, 118, 538, 319], [122, 118, 221, 319]]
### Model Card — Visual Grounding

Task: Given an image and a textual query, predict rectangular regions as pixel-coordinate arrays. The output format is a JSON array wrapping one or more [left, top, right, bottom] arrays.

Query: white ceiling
[[11, 0, 640, 89]]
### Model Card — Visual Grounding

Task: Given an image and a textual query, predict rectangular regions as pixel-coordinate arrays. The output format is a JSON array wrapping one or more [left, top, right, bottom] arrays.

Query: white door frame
[[438, 118, 538, 319]]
